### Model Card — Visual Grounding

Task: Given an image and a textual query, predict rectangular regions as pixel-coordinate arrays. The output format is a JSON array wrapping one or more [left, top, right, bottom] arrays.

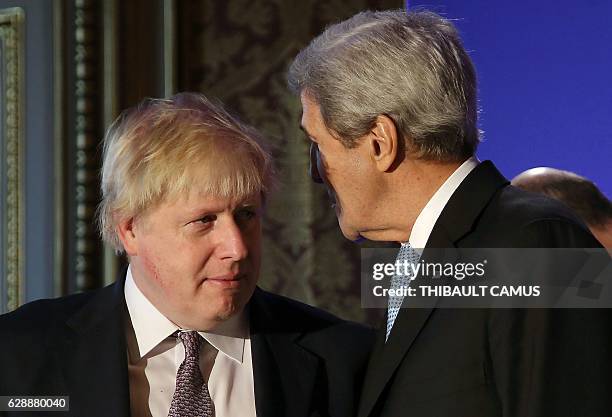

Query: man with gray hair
[[289, 9, 611, 417], [0, 92, 373, 417]]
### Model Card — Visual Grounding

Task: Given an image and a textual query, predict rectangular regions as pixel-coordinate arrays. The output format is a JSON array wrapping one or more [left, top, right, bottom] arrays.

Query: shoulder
[[252, 288, 374, 335], [0, 291, 96, 335], [490, 185, 582, 226], [251, 288, 375, 353], [0, 290, 99, 383], [468, 185, 599, 247]]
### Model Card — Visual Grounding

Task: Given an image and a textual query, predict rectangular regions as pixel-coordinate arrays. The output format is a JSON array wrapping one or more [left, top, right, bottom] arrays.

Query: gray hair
[[288, 9, 480, 161]]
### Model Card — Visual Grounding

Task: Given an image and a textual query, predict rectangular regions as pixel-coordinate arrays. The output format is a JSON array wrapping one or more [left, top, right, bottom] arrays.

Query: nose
[[216, 219, 249, 261], [309, 143, 323, 184]]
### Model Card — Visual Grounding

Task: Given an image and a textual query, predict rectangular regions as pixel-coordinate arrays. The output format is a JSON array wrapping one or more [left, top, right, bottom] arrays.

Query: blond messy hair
[[97, 92, 275, 253]]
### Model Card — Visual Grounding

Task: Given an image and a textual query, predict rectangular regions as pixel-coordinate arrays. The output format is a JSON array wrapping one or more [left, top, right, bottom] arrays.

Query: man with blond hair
[[0, 92, 373, 417]]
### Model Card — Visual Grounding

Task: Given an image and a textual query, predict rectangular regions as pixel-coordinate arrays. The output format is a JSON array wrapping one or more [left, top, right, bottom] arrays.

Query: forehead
[[300, 92, 323, 133], [153, 189, 262, 219], [184, 188, 261, 208]]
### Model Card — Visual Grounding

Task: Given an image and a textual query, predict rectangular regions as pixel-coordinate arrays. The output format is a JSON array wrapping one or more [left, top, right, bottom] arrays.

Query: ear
[[116, 217, 139, 256], [367, 114, 399, 172]]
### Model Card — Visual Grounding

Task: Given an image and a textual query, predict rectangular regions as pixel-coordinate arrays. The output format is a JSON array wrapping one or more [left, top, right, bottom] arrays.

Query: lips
[[207, 273, 241, 281], [204, 273, 244, 289]]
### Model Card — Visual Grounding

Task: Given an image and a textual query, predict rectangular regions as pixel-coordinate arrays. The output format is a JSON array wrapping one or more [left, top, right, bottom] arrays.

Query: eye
[[185, 214, 217, 233], [194, 214, 217, 225], [234, 207, 258, 224]]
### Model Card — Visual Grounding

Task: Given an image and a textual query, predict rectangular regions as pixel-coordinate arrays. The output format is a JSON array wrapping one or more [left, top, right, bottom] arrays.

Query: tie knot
[[398, 242, 420, 265], [177, 330, 203, 359]]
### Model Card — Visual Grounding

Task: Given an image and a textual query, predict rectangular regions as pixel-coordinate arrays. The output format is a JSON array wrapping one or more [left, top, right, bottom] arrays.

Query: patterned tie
[[386, 243, 421, 341], [168, 331, 214, 417]]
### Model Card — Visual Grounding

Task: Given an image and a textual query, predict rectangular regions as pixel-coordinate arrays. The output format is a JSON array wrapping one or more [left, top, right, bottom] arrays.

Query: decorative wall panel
[[0, 7, 24, 312], [71, 0, 103, 292], [56, 0, 166, 293], [178, 0, 401, 324]]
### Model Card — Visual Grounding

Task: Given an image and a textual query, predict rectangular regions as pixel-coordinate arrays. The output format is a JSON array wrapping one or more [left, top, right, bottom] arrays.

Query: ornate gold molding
[[73, 0, 102, 291], [163, 0, 176, 97], [0, 7, 25, 312], [102, 0, 119, 286]]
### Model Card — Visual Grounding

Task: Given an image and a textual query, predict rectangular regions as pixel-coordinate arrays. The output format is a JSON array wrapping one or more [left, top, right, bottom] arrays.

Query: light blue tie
[[386, 243, 421, 341]]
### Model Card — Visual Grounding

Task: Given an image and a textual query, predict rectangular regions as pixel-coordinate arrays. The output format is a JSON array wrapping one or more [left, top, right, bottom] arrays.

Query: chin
[[337, 217, 359, 241], [216, 289, 251, 317], [214, 309, 237, 322], [339, 225, 361, 242], [183, 306, 239, 330]]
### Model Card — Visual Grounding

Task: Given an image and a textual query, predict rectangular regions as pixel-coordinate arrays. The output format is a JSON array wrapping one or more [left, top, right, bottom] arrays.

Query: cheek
[[139, 246, 169, 288], [241, 223, 262, 259], [330, 160, 354, 194], [184, 238, 217, 272], [337, 168, 374, 218], [138, 235, 192, 288], [318, 149, 337, 182]]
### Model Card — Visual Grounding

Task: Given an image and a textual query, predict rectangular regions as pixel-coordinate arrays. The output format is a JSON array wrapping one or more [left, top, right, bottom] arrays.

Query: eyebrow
[[181, 198, 260, 223]]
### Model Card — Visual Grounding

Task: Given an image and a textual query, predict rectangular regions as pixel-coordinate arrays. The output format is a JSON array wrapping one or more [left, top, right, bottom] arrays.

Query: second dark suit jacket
[[358, 161, 612, 417], [0, 279, 374, 417]]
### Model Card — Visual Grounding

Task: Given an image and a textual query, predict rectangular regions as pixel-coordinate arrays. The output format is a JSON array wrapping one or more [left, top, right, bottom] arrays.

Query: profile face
[[300, 92, 376, 241], [124, 190, 262, 330]]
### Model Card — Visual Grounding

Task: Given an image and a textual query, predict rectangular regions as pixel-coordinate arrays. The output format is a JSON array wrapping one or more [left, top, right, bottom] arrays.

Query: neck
[[361, 158, 464, 242]]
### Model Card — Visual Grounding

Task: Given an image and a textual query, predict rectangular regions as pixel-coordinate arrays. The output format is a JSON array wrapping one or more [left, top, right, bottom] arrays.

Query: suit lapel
[[358, 161, 509, 417], [55, 280, 130, 417], [251, 329, 286, 417], [357, 305, 435, 417], [430, 161, 509, 246], [250, 289, 320, 417]]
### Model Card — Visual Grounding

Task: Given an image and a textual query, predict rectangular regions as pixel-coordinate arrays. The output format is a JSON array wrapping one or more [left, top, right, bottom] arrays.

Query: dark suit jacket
[[358, 161, 612, 417], [0, 280, 374, 417]]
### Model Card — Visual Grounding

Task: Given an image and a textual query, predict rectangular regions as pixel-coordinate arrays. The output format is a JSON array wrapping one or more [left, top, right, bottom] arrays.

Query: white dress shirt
[[124, 267, 257, 417], [408, 157, 479, 248]]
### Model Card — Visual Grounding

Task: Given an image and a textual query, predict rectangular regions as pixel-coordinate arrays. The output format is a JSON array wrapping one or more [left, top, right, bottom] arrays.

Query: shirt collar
[[408, 156, 479, 249], [124, 265, 248, 364], [198, 305, 248, 364]]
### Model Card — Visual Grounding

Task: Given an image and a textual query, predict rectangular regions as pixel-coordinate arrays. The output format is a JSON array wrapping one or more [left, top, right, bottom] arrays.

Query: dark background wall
[[0, 0, 401, 326], [1, 0, 608, 324], [176, 0, 401, 325]]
